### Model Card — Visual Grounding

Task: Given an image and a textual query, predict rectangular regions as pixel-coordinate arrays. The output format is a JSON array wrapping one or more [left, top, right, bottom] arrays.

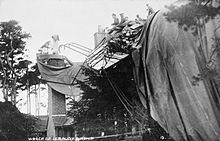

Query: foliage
[[105, 21, 143, 56], [20, 63, 41, 87], [0, 20, 41, 103], [106, 26, 141, 54], [71, 1, 219, 140], [165, 0, 219, 35], [166, 0, 218, 21], [68, 15, 176, 139], [0, 20, 33, 102], [68, 57, 140, 137], [165, 0, 220, 85], [0, 101, 37, 141], [69, 58, 173, 140]]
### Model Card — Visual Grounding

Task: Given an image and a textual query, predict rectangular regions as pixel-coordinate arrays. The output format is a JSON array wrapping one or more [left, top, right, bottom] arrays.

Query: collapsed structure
[[36, 36, 85, 137], [87, 1, 220, 141], [35, 1, 220, 140]]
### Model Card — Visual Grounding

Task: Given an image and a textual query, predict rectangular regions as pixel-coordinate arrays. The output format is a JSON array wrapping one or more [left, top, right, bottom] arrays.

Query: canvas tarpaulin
[[132, 3, 220, 141], [37, 54, 85, 96]]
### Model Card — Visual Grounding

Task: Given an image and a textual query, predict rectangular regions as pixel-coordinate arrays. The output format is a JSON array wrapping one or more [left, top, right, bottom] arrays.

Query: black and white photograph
[[0, 0, 220, 141]]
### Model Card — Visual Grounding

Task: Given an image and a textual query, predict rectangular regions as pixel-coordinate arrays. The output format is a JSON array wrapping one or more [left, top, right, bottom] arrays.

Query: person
[[98, 25, 105, 33], [0, 26, 3, 34], [146, 4, 155, 16], [111, 13, 119, 25], [39, 41, 50, 54], [135, 14, 143, 23], [119, 13, 127, 24], [51, 34, 59, 54], [142, 128, 154, 141], [136, 14, 142, 21]]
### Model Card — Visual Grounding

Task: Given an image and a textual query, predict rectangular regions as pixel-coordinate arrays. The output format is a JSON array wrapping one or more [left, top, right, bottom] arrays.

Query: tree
[[69, 14, 174, 140], [0, 101, 37, 141], [165, 0, 219, 28], [165, 0, 220, 88], [68, 58, 140, 137], [0, 20, 32, 104], [69, 58, 172, 140]]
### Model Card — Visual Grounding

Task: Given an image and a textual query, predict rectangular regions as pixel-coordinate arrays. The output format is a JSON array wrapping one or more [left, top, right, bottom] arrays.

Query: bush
[[0, 101, 37, 141]]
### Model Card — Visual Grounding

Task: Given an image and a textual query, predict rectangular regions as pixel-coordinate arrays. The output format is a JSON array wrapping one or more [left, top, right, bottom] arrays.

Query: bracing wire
[[106, 75, 144, 125], [59, 44, 88, 56], [103, 70, 150, 124], [104, 70, 133, 116], [112, 78, 149, 121], [87, 49, 105, 64], [103, 70, 150, 123], [69, 43, 91, 53], [70, 42, 92, 52], [86, 37, 107, 61]]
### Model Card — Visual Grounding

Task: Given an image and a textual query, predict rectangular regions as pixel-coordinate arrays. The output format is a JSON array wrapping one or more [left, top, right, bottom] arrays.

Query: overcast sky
[[0, 0, 175, 63], [0, 0, 175, 114]]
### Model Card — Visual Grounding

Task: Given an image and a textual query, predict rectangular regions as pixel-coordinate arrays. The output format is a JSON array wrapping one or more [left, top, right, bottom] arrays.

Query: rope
[[112, 82, 133, 108], [103, 70, 149, 125], [104, 70, 133, 117]]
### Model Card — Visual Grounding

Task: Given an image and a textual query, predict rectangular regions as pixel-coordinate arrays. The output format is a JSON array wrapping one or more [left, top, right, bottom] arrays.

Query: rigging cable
[[70, 42, 92, 52], [59, 44, 88, 56], [104, 70, 133, 116], [68, 43, 91, 53], [112, 78, 150, 121], [103, 68, 151, 122], [103, 70, 144, 125]]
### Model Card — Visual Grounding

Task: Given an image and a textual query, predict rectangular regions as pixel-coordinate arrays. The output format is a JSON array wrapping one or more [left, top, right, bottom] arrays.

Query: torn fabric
[[132, 3, 220, 141], [37, 54, 85, 96]]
